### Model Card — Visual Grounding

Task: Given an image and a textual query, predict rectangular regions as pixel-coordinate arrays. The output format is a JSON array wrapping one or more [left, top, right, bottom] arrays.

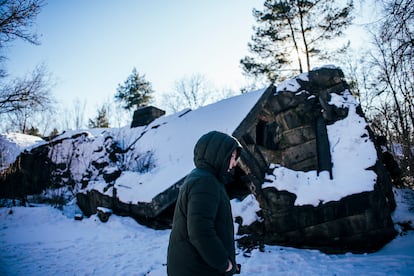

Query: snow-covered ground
[[0, 188, 413, 276]]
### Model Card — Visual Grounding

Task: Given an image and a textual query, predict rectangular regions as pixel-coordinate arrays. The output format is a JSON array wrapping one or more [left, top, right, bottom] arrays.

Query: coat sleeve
[[187, 178, 230, 273]]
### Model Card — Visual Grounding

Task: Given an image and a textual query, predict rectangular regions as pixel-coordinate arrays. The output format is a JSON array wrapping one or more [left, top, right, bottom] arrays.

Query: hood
[[193, 130, 242, 182]]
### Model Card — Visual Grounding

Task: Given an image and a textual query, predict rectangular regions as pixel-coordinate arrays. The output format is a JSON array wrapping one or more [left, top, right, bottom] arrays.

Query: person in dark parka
[[167, 130, 242, 276]]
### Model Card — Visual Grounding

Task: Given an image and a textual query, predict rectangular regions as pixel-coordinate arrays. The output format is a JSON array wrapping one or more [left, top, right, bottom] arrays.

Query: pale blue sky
[[4, 0, 377, 129], [5, 0, 264, 118]]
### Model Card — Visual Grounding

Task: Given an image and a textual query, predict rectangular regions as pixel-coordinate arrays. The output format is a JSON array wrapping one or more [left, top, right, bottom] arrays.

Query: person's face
[[228, 150, 239, 172]]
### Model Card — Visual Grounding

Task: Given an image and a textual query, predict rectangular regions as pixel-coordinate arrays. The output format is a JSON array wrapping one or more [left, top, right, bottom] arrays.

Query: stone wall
[[233, 67, 396, 253], [131, 106, 165, 128]]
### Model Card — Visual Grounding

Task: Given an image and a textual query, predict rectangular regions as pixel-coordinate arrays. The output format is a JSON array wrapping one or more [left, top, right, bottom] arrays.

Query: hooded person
[[167, 130, 242, 276]]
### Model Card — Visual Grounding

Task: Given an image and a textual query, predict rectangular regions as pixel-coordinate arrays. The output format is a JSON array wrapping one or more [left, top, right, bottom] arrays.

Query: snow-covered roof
[[115, 89, 266, 202], [75, 89, 266, 203]]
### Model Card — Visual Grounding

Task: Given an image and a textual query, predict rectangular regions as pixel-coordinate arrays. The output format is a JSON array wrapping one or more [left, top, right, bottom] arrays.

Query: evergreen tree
[[241, 0, 354, 83], [49, 127, 59, 138], [115, 68, 153, 111], [25, 126, 40, 136], [88, 105, 109, 128]]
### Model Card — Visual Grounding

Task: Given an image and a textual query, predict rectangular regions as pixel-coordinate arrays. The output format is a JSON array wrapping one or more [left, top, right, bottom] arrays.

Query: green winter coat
[[167, 131, 242, 276]]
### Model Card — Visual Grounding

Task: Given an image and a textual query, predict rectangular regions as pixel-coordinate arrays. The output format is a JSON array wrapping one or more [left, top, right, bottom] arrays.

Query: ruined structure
[[131, 106, 165, 128], [230, 68, 396, 252], [0, 67, 397, 253]]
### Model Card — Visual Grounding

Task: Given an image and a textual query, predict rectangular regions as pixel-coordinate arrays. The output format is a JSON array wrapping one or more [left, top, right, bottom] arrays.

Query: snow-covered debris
[[262, 90, 378, 206], [0, 133, 44, 171], [276, 72, 309, 93], [231, 194, 261, 228]]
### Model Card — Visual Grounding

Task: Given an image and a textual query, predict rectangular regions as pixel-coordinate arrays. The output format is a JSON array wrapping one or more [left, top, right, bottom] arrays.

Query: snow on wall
[[262, 88, 378, 206]]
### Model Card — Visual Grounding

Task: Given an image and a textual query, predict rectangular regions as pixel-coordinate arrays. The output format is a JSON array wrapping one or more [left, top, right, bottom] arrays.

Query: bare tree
[[61, 98, 87, 130], [35, 107, 57, 136], [0, 64, 54, 133], [0, 0, 44, 45], [364, 0, 414, 181], [175, 74, 211, 109], [162, 74, 213, 113], [72, 98, 87, 130], [0, 0, 45, 77], [109, 102, 130, 128], [0, 0, 53, 134]]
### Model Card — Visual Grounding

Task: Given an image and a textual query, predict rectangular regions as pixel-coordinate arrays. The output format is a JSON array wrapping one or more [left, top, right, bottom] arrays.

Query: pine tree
[[241, 0, 354, 83], [49, 128, 59, 138], [115, 68, 153, 111], [25, 126, 41, 136], [88, 105, 109, 128]]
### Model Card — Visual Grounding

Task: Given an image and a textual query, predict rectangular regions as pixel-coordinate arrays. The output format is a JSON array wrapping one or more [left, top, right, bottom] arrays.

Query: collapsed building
[[0, 66, 396, 253]]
